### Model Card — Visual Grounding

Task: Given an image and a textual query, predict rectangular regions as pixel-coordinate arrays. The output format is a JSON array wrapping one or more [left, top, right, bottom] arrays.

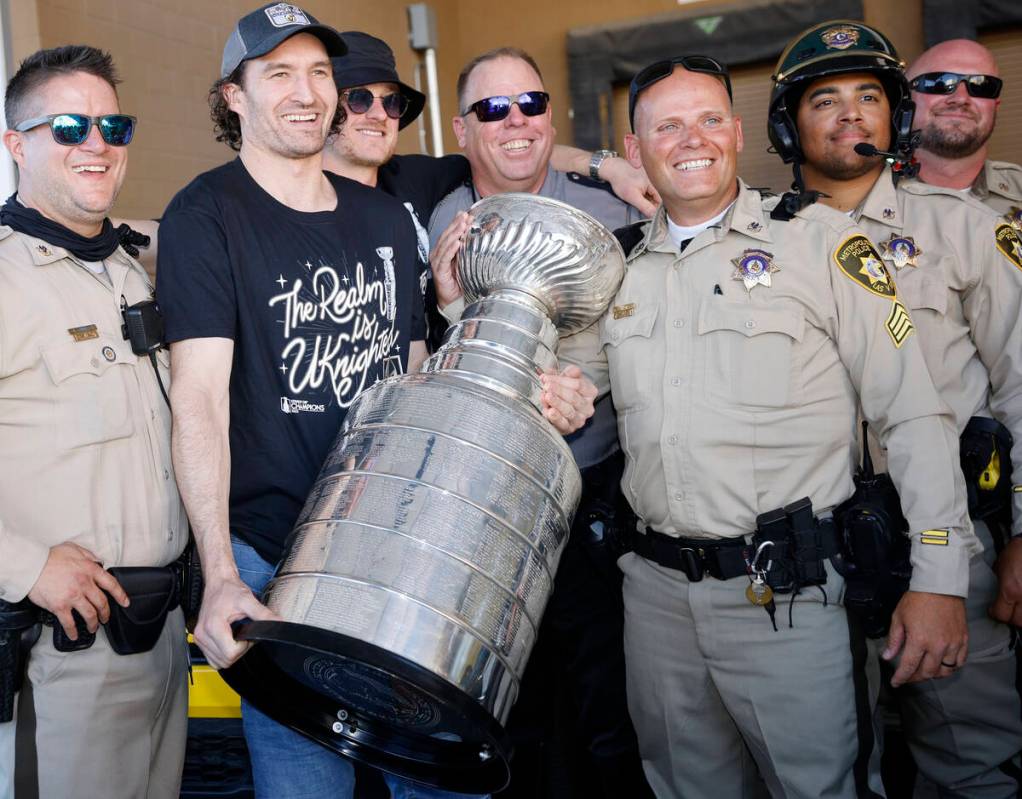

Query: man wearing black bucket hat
[[324, 31, 471, 351]]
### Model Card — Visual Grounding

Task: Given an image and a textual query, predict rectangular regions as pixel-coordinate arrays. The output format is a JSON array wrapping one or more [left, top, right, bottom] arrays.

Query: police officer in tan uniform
[[561, 55, 974, 799], [0, 46, 188, 798], [769, 20, 1022, 796], [905, 39, 1022, 220]]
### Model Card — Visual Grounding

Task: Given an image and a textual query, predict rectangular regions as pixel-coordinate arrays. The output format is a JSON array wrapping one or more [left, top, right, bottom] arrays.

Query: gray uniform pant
[[874, 522, 1022, 797], [13, 607, 189, 799], [620, 552, 858, 799]]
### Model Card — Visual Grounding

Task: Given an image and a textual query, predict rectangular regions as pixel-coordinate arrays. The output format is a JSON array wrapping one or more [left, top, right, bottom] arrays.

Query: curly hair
[[209, 64, 346, 152]]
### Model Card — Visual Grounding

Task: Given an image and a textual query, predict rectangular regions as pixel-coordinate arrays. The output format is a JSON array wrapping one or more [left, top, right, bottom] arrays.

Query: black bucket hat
[[221, 3, 346, 79], [333, 32, 426, 130]]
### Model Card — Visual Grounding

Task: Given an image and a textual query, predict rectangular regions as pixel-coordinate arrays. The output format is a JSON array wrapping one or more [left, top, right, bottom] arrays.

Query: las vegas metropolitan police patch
[[834, 234, 897, 298]]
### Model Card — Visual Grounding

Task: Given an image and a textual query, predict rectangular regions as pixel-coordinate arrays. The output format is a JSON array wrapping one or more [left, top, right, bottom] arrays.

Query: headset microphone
[[853, 143, 896, 159], [853, 142, 920, 180]]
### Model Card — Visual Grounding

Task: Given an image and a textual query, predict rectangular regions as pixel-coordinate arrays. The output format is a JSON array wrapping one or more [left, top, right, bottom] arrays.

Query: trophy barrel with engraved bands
[[221, 194, 625, 793]]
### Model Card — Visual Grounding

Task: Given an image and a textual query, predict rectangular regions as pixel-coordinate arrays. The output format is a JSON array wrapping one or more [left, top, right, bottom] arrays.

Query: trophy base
[[221, 620, 512, 794]]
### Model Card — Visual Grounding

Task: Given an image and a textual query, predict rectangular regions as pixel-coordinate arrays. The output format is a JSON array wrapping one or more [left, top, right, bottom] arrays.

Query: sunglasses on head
[[910, 72, 1003, 99], [629, 55, 732, 130], [14, 113, 136, 146], [342, 88, 409, 120], [460, 91, 550, 122]]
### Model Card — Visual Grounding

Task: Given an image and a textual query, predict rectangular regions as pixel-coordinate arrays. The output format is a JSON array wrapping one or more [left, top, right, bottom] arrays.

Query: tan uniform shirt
[[0, 228, 186, 602], [852, 170, 1022, 536], [565, 182, 975, 596], [970, 159, 1022, 219]]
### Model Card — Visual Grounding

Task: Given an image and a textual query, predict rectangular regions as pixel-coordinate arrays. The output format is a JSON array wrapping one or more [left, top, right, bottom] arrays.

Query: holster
[[0, 599, 41, 722], [575, 452, 635, 582], [102, 566, 179, 655], [832, 471, 911, 639], [960, 416, 1014, 549], [176, 537, 203, 630]]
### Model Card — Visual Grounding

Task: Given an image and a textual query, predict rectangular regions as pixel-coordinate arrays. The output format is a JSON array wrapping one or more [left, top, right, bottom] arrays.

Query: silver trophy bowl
[[222, 194, 626, 792]]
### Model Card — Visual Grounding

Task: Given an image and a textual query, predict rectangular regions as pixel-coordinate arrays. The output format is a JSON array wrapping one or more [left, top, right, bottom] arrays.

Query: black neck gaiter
[[0, 193, 123, 261]]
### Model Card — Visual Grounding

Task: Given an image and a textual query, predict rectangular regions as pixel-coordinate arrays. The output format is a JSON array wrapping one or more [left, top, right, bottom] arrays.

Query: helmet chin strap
[[791, 160, 807, 194]]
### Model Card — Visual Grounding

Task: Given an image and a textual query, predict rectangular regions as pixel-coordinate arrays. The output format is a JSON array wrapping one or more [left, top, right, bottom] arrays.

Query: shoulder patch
[[995, 223, 1022, 271], [834, 234, 897, 298]]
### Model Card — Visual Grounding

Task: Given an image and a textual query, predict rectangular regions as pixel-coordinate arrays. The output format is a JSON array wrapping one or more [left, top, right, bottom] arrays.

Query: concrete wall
[[9, 0, 1020, 218]]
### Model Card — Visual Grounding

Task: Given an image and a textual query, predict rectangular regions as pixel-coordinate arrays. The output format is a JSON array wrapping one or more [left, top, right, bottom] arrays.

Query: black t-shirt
[[375, 154, 470, 351], [157, 158, 424, 564], [377, 153, 470, 232]]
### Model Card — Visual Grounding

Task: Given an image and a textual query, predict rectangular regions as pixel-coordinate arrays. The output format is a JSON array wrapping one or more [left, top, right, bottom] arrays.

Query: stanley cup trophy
[[222, 194, 626, 793]]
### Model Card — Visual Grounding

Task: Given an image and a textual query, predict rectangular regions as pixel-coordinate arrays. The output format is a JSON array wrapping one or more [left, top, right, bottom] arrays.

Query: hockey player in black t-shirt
[[156, 6, 598, 799]]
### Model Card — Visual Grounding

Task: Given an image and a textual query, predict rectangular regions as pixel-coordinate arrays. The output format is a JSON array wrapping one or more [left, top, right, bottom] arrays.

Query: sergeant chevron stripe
[[885, 300, 913, 348]]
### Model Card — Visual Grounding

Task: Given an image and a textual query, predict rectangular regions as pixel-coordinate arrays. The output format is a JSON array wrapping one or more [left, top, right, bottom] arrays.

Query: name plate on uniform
[[68, 324, 99, 342]]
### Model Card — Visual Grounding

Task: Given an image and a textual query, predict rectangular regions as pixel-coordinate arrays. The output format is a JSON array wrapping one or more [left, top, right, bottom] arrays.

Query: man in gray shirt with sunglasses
[[428, 46, 651, 799]]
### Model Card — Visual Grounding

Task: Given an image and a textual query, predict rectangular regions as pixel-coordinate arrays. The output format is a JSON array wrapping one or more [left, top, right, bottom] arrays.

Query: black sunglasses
[[342, 88, 409, 120], [461, 91, 550, 122], [14, 113, 136, 146], [628, 56, 732, 130], [910, 72, 1003, 99]]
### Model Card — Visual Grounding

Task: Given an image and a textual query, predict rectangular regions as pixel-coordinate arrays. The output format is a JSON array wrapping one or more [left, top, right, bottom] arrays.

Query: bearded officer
[[769, 20, 1022, 796], [906, 38, 1022, 219]]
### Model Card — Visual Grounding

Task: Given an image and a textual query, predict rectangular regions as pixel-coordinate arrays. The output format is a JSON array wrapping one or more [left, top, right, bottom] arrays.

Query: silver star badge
[[879, 234, 922, 269], [731, 249, 778, 291]]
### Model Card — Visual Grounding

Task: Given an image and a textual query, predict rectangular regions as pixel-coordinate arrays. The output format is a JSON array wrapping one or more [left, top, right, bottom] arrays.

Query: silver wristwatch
[[589, 149, 618, 182]]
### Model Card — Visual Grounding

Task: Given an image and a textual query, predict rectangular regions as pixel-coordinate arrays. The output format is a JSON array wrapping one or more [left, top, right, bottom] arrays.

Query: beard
[[810, 149, 883, 181], [918, 115, 994, 158]]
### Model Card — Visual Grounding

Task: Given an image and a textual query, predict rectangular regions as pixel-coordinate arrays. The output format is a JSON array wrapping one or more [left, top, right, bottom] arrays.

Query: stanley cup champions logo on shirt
[[269, 248, 402, 410]]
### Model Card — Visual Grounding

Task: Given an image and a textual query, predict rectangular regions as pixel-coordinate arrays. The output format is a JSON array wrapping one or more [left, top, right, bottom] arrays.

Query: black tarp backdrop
[[923, 0, 1022, 45], [566, 0, 863, 150]]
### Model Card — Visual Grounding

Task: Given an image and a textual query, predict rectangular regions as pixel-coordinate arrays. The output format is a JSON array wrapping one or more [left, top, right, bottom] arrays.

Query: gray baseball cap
[[221, 3, 347, 79]]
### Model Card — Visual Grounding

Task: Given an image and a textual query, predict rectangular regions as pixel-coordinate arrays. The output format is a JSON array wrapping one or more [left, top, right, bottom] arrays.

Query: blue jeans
[[232, 538, 487, 799], [233, 537, 357, 798]]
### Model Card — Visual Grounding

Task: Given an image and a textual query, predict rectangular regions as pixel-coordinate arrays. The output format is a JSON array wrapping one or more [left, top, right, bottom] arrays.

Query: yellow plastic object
[[187, 634, 242, 719], [980, 449, 1001, 491]]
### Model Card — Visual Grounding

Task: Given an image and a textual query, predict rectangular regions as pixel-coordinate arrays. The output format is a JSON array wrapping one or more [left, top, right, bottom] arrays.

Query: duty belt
[[632, 529, 753, 582], [634, 497, 840, 591]]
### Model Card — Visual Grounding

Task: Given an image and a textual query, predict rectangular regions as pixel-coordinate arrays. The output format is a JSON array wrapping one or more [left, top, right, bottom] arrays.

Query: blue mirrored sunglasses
[[14, 113, 137, 146], [461, 91, 550, 122]]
